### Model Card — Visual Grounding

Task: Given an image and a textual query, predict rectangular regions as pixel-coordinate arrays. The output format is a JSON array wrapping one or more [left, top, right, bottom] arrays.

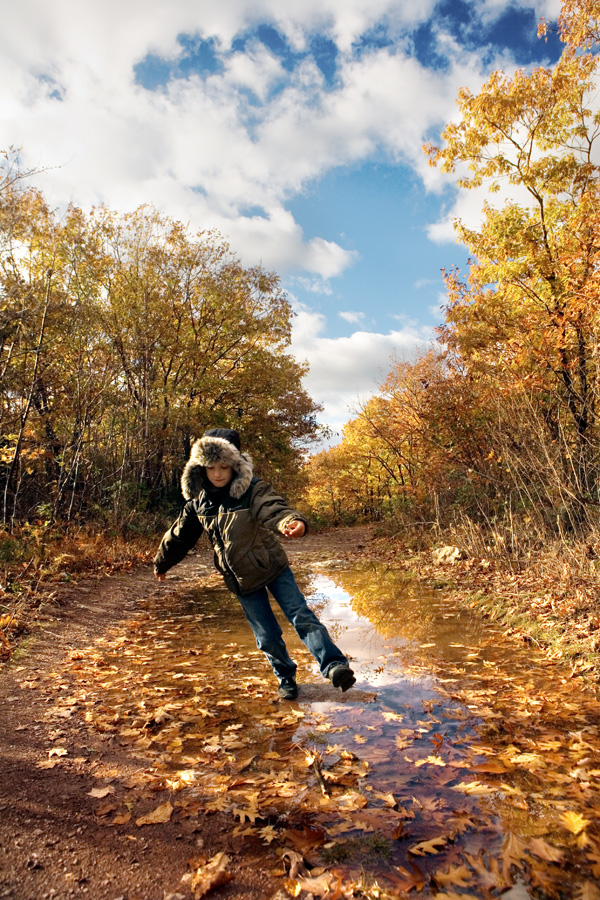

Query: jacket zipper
[[212, 512, 241, 594]]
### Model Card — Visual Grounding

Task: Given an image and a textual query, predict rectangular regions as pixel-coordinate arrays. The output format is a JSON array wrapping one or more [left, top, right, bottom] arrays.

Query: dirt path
[[0, 527, 373, 900]]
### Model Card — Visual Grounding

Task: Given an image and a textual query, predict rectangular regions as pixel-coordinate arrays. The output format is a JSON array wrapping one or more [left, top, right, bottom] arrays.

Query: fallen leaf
[[432, 893, 481, 900], [528, 837, 563, 863], [414, 754, 446, 767], [434, 864, 474, 888], [112, 812, 132, 825], [561, 811, 591, 835], [408, 835, 447, 856], [258, 825, 278, 843], [88, 786, 115, 798], [451, 780, 497, 796], [502, 832, 528, 881], [136, 800, 174, 826], [284, 825, 327, 852], [189, 852, 233, 899], [574, 881, 600, 900]]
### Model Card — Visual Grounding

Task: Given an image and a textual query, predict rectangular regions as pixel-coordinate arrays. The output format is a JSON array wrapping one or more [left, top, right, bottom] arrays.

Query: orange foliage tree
[[305, 0, 600, 537], [0, 168, 321, 528]]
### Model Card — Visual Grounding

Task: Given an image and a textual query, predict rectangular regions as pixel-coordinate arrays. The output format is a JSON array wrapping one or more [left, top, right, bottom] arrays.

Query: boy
[[153, 428, 355, 700]]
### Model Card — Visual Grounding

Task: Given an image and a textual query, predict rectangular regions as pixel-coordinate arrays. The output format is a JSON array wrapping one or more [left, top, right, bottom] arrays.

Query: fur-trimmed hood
[[181, 434, 254, 500]]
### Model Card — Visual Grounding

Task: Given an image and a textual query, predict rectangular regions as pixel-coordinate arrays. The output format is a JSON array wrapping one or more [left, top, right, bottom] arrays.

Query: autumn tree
[[424, 4, 600, 534], [0, 178, 321, 528]]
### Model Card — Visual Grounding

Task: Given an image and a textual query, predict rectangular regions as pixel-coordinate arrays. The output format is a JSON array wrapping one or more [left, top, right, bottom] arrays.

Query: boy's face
[[205, 462, 233, 488]]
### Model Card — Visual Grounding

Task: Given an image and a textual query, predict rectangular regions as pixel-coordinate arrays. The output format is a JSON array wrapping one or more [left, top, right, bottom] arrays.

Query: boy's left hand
[[282, 520, 305, 538]]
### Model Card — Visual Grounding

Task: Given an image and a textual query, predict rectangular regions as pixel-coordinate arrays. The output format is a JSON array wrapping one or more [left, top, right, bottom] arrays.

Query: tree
[[0, 181, 321, 528], [424, 13, 600, 532]]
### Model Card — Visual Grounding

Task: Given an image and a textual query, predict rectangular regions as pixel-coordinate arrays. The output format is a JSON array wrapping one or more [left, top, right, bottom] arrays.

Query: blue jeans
[[236, 567, 348, 681]]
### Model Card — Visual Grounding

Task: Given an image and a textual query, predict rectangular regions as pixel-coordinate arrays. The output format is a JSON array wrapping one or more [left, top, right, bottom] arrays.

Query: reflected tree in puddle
[[68, 564, 600, 898]]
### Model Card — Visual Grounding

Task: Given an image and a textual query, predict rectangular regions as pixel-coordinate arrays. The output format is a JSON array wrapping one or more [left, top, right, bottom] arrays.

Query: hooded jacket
[[153, 431, 309, 596]]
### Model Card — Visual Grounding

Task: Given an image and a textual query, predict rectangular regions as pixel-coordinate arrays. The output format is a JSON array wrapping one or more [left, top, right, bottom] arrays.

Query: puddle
[[82, 562, 600, 897]]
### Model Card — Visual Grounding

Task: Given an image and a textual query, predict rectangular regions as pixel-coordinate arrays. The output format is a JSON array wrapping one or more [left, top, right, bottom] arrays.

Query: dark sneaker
[[328, 664, 356, 692], [277, 677, 298, 700]]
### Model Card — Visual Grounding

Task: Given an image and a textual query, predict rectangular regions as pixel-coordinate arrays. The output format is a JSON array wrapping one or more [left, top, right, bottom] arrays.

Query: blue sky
[[1, 0, 564, 440]]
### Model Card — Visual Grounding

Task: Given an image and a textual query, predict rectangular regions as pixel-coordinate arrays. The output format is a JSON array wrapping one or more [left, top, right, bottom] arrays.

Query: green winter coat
[[153, 435, 308, 595]]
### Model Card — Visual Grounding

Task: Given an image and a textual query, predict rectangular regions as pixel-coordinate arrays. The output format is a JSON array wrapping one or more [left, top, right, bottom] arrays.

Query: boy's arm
[[281, 519, 306, 538], [251, 480, 309, 536], [153, 502, 204, 577]]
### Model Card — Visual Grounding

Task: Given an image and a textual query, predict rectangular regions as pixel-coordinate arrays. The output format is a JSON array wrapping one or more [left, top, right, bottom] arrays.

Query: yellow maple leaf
[[259, 825, 278, 843], [561, 810, 591, 835], [414, 755, 446, 767]]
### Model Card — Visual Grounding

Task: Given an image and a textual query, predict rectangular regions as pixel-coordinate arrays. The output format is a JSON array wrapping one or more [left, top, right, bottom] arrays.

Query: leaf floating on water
[[408, 835, 447, 856], [451, 780, 497, 796], [528, 837, 563, 863], [433, 863, 474, 888]]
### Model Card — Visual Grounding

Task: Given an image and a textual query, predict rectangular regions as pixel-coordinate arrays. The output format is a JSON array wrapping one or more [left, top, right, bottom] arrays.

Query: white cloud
[[291, 303, 431, 433], [339, 310, 365, 324], [0, 0, 522, 283]]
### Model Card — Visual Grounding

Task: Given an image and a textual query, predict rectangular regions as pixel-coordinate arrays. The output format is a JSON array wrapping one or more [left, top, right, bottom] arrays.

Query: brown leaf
[[528, 837, 563, 863], [112, 812, 132, 825], [136, 800, 173, 826], [575, 881, 600, 900], [408, 835, 447, 856], [434, 864, 474, 888], [88, 786, 115, 799], [388, 862, 425, 893], [502, 832, 528, 881], [284, 825, 327, 852], [189, 852, 233, 899]]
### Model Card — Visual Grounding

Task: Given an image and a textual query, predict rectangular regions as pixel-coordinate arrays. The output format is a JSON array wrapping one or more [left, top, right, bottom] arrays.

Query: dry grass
[[368, 516, 600, 682], [0, 525, 156, 661]]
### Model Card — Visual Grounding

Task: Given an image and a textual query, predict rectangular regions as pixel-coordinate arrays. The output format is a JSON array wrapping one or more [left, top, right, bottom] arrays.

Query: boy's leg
[[268, 568, 349, 678], [236, 585, 297, 681]]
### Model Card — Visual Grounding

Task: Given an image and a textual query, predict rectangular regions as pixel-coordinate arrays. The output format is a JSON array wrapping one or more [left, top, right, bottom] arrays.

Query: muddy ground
[[0, 527, 372, 900]]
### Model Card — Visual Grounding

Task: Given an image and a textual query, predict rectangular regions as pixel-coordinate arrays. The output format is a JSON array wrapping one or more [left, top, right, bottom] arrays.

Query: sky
[[0, 0, 564, 442]]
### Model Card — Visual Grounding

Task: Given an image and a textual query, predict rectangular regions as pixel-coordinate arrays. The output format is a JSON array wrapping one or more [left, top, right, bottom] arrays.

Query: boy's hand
[[282, 520, 305, 538], [155, 572, 166, 581]]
